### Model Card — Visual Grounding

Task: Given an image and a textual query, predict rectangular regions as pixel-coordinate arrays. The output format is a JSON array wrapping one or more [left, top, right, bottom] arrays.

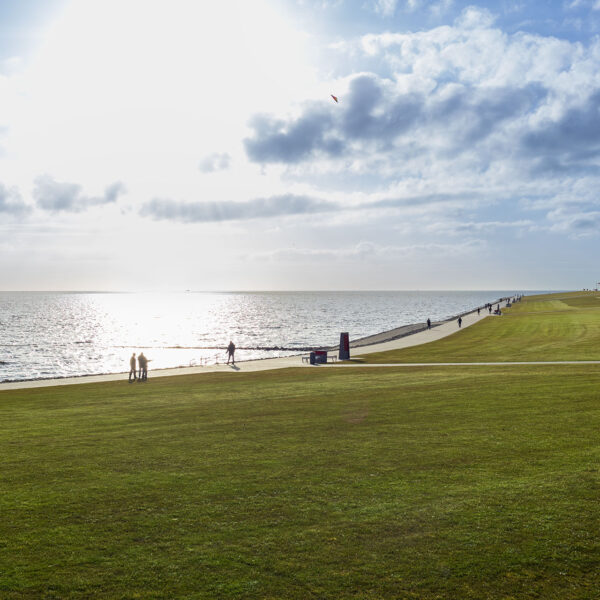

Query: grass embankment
[[360, 291, 600, 363], [2, 361, 600, 598]]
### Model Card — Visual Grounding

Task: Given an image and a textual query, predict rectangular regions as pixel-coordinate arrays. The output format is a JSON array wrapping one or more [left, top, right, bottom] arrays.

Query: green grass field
[[360, 291, 600, 363], [1, 292, 600, 598]]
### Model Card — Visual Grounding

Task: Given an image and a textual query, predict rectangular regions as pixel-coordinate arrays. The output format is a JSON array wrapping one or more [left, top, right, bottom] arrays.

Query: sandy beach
[[0, 307, 492, 390]]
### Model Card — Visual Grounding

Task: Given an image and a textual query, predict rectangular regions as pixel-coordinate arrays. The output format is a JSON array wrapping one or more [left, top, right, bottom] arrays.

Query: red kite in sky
[[331, 94, 338, 103]]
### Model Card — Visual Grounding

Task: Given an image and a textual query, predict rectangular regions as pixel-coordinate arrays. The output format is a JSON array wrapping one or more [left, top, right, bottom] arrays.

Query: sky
[[1, 0, 599, 291]]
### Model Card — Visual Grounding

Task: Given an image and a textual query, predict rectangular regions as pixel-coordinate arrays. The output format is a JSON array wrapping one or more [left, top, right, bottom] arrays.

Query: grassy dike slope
[[1, 294, 599, 598], [360, 291, 600, 363]]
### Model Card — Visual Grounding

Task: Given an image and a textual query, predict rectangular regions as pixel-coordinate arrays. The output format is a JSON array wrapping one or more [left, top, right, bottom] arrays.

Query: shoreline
[[346, 296, 506, 349], [0, 298, 511, 390]]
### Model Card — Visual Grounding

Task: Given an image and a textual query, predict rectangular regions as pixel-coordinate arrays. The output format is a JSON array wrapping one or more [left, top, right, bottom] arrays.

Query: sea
[[0, 291, 550, 383]]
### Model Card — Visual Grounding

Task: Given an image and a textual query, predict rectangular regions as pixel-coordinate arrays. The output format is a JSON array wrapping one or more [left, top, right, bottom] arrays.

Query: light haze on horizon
[[0, 0, 599, 291]]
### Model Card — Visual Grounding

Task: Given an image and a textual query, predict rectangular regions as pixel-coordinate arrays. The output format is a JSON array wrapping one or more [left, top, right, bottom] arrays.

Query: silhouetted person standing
[[477, 307, 480, 315], [226, 341, 236, 365], [138, 352, 148, 381], [458, 316, 462, 328], [427, 318, 431, 329], [129, 353, 137, 382]]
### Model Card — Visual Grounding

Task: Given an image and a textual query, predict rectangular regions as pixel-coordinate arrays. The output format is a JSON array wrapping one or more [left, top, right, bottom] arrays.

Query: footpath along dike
[[341, 295, 514, 351]]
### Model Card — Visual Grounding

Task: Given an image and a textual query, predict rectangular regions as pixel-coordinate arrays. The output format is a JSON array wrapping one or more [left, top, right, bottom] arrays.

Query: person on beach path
[[427, 318, 431, 330], [488, 305, 492, 314], [226, 340, 236, 365], [477, 307, 480, 315], [458, 316, 462, 328], [138, 352, 148, 381], [129, 353, 137, 382]]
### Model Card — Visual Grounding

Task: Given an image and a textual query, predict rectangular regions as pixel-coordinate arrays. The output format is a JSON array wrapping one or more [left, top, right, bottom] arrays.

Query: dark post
[[339, 332, 350, 360]]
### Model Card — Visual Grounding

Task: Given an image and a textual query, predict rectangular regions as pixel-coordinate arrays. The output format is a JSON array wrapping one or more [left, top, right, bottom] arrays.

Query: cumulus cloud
[[522, 90, 600, 171], [244, 108, 343, 163], [0, 183, 30, 217], [244, 74, 546, 164], [455, 6, 496, 28], [240, 8, 600, 237], [198, 152, 231, 173], [244, 5, 590, 169], [139, 194, 338, 223], [430, 0, 454, 17], [243, 75, 423, 164], [33, 176, 126, 212], [374, 0, 400, 16], [439, 83, 547, 145], [343, 75, 423, 141]]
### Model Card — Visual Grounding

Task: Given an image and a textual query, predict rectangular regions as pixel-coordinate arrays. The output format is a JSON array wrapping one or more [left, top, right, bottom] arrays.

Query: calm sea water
[[0, 291, 542, 382]]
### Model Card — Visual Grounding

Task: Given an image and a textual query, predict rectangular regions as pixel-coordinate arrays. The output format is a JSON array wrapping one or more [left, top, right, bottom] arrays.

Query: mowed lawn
[[1, 362, 600, 598], [360, 291, 600, 363]]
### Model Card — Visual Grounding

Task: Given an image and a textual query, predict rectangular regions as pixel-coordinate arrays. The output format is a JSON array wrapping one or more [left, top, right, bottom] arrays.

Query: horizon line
[[0, 288, 568, 294]]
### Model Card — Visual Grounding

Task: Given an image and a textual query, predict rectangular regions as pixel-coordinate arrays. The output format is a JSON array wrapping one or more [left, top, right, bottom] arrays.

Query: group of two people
[[426, 316, 462, 328], [127, 340, 236, 382], [129, 352, 149, 383]]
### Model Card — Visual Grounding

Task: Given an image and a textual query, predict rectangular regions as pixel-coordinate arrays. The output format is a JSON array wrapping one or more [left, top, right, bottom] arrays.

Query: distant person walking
[[477, 307, 480, 315], [138, 352, 148, 381], [458, 316, 462, 328], [427, 318, 431, 330], [129, 352, 137, 383], [488, 305, 492, 314], [226, 340, 236, 365]]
